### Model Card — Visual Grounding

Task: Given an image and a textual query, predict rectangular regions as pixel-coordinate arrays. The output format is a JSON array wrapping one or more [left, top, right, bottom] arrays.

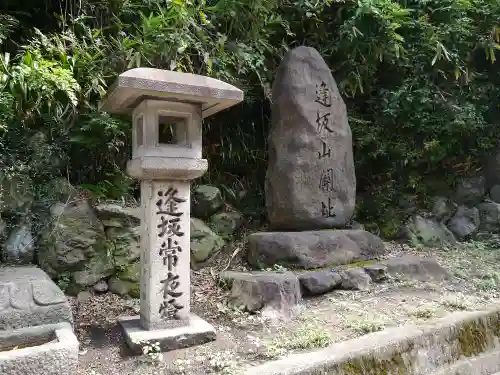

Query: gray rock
[[108, 277, 139, 298], [248, 229, 385, 269], [345, 220, 365, 230], [0, 266, 72, 330], [116, 261, 140, 283], [220, 271, 301, 316], [477, 202, 500, 232], [190, 218, 224, 263], [76, 291, 92, 304], [266, 46, 356, 230], [454, 176, 486, 207], [338, 268, 372, 291], [106, 226, 141, 266], [210, 211, 243, 236], [298, 270, 341, 296], [432, 197, 457, 222], [192, 185, 223, 219], [93, 280, 108, 293], [403, 215, 456, 247], [447, 206, 480, 239], [95, 203, 141, 228], [490, 185, 500, 204], [71, 254, 114, 291], [363, 264, 388, 283], [3, 225, 35, 264], [381, 256, 451, 281], [38, 200, 113, 288]]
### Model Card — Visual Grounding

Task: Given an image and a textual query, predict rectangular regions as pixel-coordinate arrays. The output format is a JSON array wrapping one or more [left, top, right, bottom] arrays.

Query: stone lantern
[[100, 68, 243, 351]]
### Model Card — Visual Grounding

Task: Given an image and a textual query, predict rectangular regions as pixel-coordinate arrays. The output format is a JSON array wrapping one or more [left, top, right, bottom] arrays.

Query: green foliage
[[0, 0, 499, 231]]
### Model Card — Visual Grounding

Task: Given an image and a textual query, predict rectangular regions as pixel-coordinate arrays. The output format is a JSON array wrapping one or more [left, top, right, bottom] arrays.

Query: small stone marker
[[100, 68, 243, 352], [266, 46, 356, 230], [0, 266, 72, 330]]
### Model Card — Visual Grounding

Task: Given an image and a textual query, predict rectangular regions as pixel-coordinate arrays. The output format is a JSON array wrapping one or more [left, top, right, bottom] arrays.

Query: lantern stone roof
[[100, 68, 244, 118]]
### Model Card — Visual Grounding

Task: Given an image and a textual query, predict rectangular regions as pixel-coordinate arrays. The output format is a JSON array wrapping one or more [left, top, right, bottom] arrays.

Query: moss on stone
[[457, 318, 491, 357], [336, 351, 409, 375], [338, 259, 376, 269], [129, 283, 140, 298]]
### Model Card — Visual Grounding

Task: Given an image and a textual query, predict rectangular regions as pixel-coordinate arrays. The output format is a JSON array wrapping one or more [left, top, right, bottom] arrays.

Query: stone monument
[[266, 46, 356, 231], [100, 68, 243, 351], [249, 46, 385, 270]]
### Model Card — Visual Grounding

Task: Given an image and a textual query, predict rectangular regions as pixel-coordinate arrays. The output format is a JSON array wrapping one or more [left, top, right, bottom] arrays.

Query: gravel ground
[[72, 237, 500, 375]]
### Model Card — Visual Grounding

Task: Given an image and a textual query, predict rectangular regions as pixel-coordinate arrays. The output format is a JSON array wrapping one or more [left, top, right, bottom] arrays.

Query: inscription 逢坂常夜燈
[[159, 237, 181, 269], [156, 187, 186, 237], [159, 272, 183, 319], [156, 187, 186, 320]]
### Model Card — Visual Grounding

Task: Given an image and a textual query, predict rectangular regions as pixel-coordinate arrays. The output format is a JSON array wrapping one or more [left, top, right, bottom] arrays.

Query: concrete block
[[0, 323, 78, 375], [120, 313, 215, 353]]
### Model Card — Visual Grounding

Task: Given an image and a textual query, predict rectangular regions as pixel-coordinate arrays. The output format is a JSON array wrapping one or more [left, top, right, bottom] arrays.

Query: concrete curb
[[0, 322, 79, 375], [245, 304, 500, 375]]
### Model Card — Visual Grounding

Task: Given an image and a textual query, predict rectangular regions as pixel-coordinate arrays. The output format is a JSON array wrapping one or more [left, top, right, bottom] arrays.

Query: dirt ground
[[73, 237, 500, 375]]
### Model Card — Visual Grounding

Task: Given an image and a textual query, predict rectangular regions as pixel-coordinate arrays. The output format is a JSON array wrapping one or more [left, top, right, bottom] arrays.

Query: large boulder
[[380, 256, 451, 281], [108, 261, 140, 298], [489, 185, 500, 204], [403, 215, 456, 247], [95, 203, 141, 228], [38, 200, 113, 290], [191, 185, 223, 219], [447, 206, 480, 239], [298, 270, 342, 296], [431, 197, 457, 222], [106, 226, 141, 267], [338, 268, 372, 291], [220, 271, 301, 316], [477, 202, 500, 232], [248, 230, 385, 269], [265, 46, 356, 230], [453, 176, 486, 207], [209, 211, 243, 237], [190, 218, 224, 263]]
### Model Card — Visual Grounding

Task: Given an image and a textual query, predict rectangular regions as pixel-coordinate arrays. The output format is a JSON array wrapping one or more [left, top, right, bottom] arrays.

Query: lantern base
[[119, 314, 216, 353]]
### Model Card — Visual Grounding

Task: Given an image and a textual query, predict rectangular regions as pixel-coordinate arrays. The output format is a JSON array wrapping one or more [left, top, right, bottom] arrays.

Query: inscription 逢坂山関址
[[315, 81, 332, 108], [315, 80, 333, 155], [319, 168, 334, 192], [318, 140, 331, 159], [321, 197, 336, 218], [156, 187, 186, 320]]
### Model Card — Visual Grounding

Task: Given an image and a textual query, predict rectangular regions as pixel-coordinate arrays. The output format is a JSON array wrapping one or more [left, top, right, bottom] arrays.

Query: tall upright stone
[[266, 46, 356, 230]]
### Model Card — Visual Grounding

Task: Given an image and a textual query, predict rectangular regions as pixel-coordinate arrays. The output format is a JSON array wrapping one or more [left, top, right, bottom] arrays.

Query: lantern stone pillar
[[100, 68, 243, 351]]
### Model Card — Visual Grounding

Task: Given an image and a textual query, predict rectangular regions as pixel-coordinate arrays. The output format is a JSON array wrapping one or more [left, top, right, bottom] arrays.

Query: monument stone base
[[119, 314, 216, 353]]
